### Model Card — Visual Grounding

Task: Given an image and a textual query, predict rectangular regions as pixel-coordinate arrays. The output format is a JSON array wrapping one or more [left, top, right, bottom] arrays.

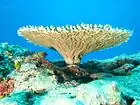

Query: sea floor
[[0, 43, 140, 105]]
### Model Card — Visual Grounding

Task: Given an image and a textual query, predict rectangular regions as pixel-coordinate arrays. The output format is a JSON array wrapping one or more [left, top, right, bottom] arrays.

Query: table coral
[[17, 23, 132, 77], [18, 23, 132, 65]]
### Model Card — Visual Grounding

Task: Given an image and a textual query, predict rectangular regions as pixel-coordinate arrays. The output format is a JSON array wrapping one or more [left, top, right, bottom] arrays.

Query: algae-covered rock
[[11, 63, 58, 92], [0, 43, 31, 77], [132, 100, 140, 105], [32, 80, 126, 105], [33, 94, 76, 105], [105, 65, 140, 101], [0, 91, 33, 105], [76, 80, 126, 105]]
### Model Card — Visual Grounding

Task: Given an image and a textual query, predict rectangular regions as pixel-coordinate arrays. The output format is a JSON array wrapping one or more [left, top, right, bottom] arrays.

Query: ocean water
[[0, 0, 140, 63]]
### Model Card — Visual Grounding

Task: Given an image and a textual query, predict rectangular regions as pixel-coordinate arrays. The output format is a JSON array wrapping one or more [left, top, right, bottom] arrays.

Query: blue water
[[0, 0, 140, 63]]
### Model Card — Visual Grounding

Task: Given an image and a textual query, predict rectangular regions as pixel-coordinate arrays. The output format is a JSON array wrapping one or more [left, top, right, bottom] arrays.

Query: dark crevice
[[123, 95, 135, 105]]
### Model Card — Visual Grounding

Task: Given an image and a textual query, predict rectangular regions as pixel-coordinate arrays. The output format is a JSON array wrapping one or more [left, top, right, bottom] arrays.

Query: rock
[[33, 94, 76, 105], [0, 55, 4, 61], [0, 91, 33, 105], [0, 43, 31, 78], [89, 72, 114, 79], [112, 63, 134, 75], [32, 80, 127, 105], [132, 100, 140, 105], [11, 63, 58, 92], [104, 65, 140, 100], [81, 53, 140, 75], [76, 80, 126, 105]]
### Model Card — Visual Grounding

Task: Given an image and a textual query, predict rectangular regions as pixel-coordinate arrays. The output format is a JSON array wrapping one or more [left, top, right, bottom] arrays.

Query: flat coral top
[[18, 23, 132, 49], [18, 23, 132, 35]]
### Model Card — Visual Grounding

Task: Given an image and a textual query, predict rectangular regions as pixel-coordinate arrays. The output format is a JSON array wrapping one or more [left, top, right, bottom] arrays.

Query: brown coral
[[17, 23, 132, 65]]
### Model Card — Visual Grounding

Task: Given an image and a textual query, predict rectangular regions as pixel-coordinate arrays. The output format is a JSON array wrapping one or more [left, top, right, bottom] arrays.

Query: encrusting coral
[[17, 23, 132, 78]]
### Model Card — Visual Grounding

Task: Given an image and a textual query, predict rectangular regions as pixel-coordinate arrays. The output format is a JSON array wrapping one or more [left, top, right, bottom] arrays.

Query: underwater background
[[0, 0, 140, 62], [1, 0, 140, 105]]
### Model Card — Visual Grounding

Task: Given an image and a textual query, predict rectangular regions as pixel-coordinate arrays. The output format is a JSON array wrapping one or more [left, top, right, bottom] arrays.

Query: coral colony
[[18, 23, 132, 79]]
